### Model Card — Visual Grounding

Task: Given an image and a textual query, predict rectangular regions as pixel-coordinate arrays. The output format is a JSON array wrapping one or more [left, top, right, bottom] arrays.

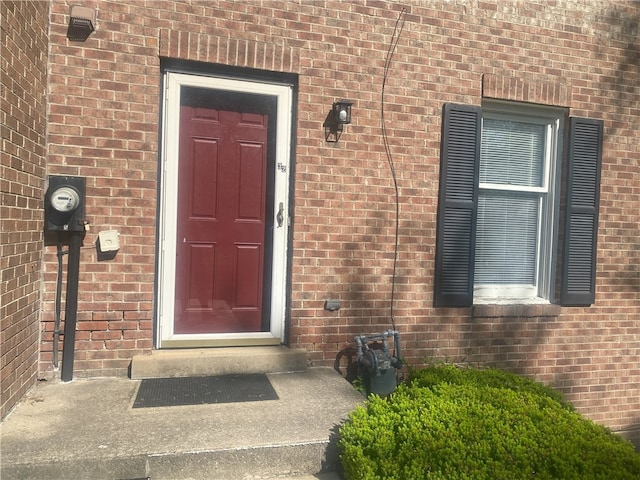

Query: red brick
[[1, 0, 49, 419]]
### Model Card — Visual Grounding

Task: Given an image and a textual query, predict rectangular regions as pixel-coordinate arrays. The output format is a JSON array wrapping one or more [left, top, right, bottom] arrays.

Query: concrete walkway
[[1, 368, 363, 480]]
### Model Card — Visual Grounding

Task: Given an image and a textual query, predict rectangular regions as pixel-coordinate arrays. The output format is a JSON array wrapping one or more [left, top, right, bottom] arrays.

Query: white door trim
[[157, 72, 293, 348]]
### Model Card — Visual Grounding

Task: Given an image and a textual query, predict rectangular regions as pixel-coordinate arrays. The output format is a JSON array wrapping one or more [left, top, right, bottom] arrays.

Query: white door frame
[[157, 72, 293, 348]]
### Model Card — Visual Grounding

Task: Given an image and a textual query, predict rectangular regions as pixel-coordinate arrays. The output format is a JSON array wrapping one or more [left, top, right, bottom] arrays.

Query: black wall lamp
[[67, 5, 96, 42], [324, 99, 353, 143]]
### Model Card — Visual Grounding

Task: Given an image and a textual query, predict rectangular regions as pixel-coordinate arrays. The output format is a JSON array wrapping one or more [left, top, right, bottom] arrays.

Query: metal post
[[61, 232, 82, 382]]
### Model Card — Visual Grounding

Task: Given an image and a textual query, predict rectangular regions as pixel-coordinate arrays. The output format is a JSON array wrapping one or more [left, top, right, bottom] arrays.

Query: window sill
[[474, 296, 548, 306], [472, 303, 561, 318]]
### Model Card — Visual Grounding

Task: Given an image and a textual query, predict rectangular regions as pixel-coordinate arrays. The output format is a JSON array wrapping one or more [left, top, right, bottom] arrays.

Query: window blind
[[476, 117, 545, 287], [475, 191, 539, 284], [480, 118, 545, 188]]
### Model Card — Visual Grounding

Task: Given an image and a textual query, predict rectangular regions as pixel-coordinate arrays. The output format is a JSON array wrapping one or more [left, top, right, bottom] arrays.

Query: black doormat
[[133, 373, 278, 408]]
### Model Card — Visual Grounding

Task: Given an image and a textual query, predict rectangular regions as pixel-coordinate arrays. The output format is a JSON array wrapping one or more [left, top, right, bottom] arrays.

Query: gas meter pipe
[[61, 232, 82, 382]]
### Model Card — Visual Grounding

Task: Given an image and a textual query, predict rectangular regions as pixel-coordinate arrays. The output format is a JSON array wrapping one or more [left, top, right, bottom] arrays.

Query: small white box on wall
[[98, 230, 120, 252]]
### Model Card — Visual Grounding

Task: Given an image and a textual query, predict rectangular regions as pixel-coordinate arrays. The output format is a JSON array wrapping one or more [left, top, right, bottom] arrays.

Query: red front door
[[174, 87, 273, 334]]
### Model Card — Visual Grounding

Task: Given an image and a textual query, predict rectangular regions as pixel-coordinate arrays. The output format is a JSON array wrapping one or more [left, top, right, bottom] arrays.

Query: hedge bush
[[339, 364, 640, 480]]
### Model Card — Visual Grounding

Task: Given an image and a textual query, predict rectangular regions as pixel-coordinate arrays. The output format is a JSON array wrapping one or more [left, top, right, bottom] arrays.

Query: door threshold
[[159, 336, 282, 349]]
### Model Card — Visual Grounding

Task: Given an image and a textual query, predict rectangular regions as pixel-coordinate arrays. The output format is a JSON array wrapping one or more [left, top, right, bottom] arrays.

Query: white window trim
[[474, 102, 564, 304]]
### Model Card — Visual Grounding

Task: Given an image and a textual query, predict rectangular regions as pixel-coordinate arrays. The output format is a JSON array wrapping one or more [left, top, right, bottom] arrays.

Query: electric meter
[[45, 176, 86, 232], [50, 186, 81, 213]]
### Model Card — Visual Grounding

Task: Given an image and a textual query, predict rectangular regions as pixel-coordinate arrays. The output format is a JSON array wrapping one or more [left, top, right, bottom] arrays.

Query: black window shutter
[[560, 117, 604, 306], [434, 104, 481, 307]]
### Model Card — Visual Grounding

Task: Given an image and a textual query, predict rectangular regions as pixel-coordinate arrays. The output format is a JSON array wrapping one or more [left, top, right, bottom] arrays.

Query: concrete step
[[130, 345, 308, 379], [1, 368, 363, 480]]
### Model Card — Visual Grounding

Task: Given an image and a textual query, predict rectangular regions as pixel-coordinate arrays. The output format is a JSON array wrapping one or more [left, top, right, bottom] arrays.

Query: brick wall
[[41, 0, 158, 377], [1, 0, 49, 419], [43, 0, 639, 441]]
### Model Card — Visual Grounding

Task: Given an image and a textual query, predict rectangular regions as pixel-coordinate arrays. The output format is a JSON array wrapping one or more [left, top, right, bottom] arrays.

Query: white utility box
[[98, 230, 120, 252]]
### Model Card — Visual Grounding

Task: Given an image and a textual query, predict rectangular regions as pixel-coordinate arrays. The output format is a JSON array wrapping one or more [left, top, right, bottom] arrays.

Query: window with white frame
[[474, 102, 563, 303], [434, 102, 602, 308]]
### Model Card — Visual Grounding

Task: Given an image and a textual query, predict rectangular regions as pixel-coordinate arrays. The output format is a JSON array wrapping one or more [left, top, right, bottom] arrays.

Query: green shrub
[[408, 363, 573, 410], [339, 364, 640, 480]]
